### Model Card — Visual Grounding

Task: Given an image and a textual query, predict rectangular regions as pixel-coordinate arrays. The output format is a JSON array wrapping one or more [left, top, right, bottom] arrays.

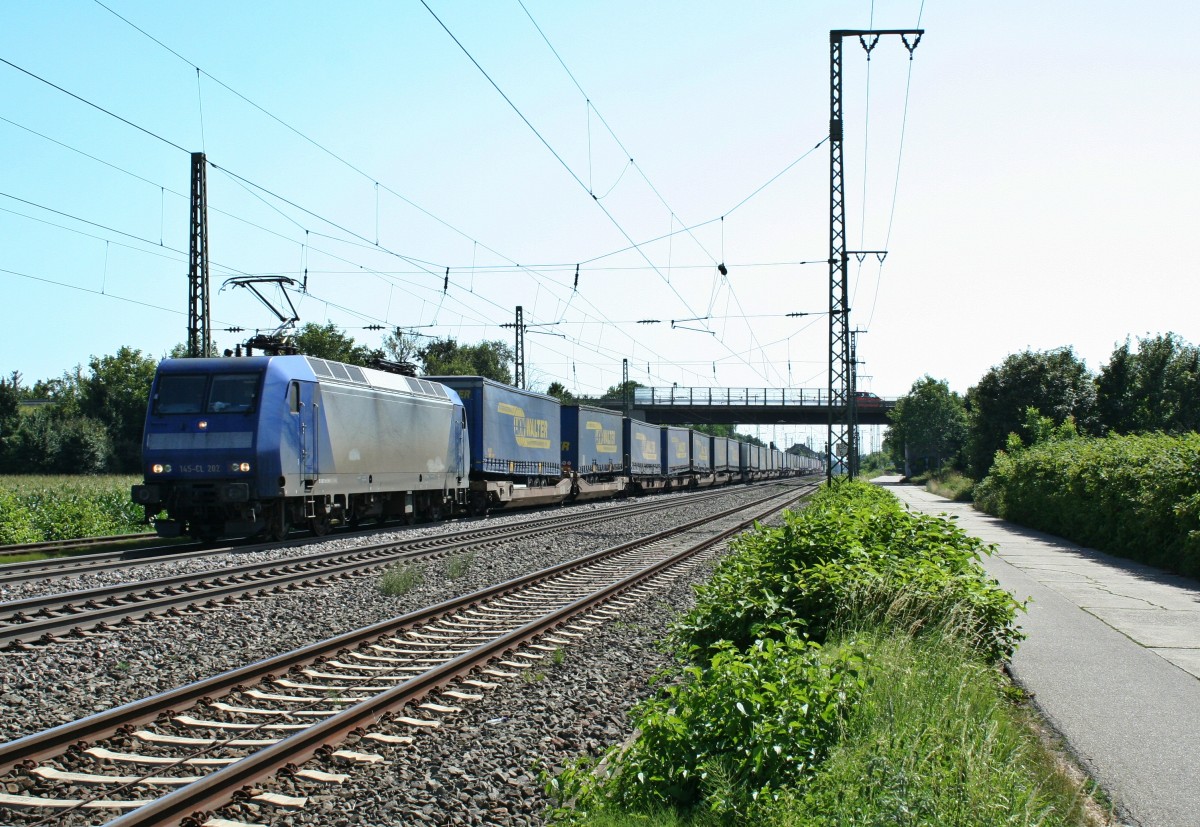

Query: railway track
[[0, 483, 813, 826], [0, 485, 769, 649], [0, 484, 749, 588], [0, 533, 158, 557]]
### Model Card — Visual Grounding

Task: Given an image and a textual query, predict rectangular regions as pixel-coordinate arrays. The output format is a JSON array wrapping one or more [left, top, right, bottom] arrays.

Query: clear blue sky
[[3, 2, 1198, 450]]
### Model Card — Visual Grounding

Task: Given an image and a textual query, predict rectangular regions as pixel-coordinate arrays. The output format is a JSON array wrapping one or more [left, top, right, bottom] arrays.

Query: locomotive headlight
[[230, 462, 251, 473], [152, 463, 172, 474], [198, 420, 208, 430]]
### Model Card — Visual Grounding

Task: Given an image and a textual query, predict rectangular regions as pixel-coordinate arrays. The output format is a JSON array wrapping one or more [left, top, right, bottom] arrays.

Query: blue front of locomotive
[[132, 356, 303, 540]]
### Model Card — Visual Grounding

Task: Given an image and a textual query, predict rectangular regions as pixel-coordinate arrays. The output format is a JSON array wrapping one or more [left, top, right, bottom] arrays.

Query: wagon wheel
[[309, 514, 332, 537]]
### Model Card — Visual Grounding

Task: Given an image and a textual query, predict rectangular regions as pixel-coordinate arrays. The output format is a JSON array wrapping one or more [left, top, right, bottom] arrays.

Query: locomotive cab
[[133, 355, 470, 542], [132, 358, 278, 542]]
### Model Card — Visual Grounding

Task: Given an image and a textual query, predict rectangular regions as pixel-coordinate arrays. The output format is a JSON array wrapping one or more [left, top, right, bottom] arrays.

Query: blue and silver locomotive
[[132, 355, 468, 541]]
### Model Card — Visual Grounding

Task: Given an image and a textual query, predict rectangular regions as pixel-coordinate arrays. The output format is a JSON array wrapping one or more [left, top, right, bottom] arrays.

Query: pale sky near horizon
[[3, 1, 1198, 450]]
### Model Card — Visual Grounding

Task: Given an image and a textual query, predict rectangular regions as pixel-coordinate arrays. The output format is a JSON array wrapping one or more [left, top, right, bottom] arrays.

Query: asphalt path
[[876, 477, 1200, 827]]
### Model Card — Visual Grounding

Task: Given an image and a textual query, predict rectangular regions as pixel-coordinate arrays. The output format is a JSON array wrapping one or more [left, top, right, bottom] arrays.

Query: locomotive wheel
[[267, 509, 290, 542], [191, 526, 220, 544], [309, 515, 332, 537]]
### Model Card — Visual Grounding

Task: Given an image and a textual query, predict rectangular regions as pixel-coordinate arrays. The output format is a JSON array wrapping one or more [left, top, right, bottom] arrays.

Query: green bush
[[675, 481, 1022, 664], [550, 634, 868, 823], [976, 432, 1200, 578]]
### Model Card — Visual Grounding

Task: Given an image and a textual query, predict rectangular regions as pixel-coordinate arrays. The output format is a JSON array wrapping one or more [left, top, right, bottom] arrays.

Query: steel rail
[[0, 484, 812, 777], [0, 532, 156, 555], [105, 485, 812, 827], [0, 486, 756, 648], [0, 484, 743, 587]]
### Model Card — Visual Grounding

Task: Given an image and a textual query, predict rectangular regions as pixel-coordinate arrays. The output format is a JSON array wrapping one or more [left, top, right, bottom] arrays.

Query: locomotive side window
[[288, 381, 301, 413], [208, 373, 261, 413], [153, 375, 207, 414]]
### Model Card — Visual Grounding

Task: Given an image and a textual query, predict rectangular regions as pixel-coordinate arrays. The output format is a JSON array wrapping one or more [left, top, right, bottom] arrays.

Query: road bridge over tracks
[[577, 386, 896, 426]]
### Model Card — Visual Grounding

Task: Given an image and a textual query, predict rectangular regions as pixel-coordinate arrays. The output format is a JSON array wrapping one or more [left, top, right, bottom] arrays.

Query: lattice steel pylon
[[187, 152, 211, 358], [513, 305, 525, 389], [827, 28, 922, 483]]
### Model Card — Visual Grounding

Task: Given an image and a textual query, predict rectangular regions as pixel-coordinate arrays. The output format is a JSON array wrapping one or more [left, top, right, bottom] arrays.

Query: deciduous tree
[[420, 338, 514, 384], [78, 346, 158, 472], [885, 376, 968, 475], [1095, 333, 1200, 434], [545, 381, 574, 402], [965, 348, 1096, 478], [291, 322, 378, 366]]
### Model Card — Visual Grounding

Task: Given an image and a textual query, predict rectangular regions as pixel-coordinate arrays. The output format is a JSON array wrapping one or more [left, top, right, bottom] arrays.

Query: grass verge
[[546, 481, 1109, 827], [765, 630, 1107, 827]]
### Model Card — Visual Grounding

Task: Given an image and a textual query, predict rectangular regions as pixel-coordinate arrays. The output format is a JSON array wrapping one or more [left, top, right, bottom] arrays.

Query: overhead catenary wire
[[85, 0, 813, 391], [11, 3, 842, 394], [0, 57, 189, 155], [865, 0, 925, 331], [514, 0, 826, 387], [419, 0, 762, 382], [87, 0, 698, 384]]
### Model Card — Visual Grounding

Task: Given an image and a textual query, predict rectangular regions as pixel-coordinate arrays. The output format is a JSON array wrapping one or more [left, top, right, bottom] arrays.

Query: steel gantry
[[826, 28, 922, 483]]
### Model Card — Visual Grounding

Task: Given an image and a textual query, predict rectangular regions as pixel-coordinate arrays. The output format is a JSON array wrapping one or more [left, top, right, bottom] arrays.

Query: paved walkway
[[875, 477, 1200, 827]]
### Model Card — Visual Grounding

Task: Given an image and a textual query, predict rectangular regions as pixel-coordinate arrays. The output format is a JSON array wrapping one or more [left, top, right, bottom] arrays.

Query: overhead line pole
[[187, 152, 211, 358], [827, 28, 922, 483], [513, 305, 525, 389]]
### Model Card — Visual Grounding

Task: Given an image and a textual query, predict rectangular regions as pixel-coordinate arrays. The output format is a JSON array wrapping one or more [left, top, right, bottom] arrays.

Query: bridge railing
[[579, 388, 895, 410], [634, 387, 834, 406]]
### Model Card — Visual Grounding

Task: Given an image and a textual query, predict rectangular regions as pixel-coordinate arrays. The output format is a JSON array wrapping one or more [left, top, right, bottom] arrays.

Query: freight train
[[131, 355, 822, 542]]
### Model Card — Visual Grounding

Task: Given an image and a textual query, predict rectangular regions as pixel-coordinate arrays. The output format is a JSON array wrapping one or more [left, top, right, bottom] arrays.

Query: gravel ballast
[[0, 484, 802, 825]]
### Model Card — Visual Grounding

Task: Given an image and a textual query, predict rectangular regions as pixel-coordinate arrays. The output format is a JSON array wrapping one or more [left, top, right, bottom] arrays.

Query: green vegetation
[[766, 631, 1101, 827], [909, 467, 975, 501], [1, 348, 158, 474], [378, 563, 424, 596], [547, 482, 1103, 826], [884, 375, 968, 475], [0, 475, 148, 545], [292, 321, 383, 366], [856, 450, 895, 478], [418, 337, 515, 383], [675, 481, 1021, 664], [975, 426, 1200, 578], [965, 347, 1097, 479], [446, 551, 476, 579]]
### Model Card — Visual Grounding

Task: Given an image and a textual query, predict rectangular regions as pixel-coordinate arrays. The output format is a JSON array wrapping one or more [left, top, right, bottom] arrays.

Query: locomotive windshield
[[152, 372, 262, 415], [208, 373, 260, 413], [153, 375, 207, 414]]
